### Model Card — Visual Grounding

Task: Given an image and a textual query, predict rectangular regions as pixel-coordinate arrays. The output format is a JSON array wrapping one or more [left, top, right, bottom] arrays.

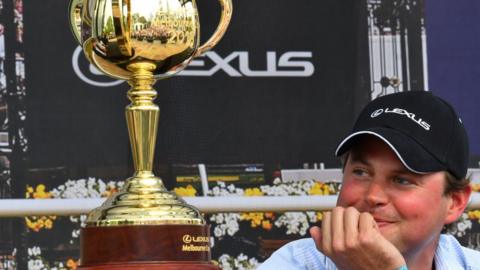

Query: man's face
[[337, 136, 453, 256]]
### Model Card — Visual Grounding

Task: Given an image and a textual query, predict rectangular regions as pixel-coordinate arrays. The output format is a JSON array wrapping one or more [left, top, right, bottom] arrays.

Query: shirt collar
[[434, 235, 466, 270]]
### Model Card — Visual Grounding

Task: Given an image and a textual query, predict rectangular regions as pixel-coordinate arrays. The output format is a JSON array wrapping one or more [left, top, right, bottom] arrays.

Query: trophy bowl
[[68, 0, 232, 269]]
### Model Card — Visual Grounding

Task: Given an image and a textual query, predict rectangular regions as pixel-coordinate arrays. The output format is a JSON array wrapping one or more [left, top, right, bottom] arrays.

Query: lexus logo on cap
[[371, 109, 384, 118], [72, 46, 124, 87], [370, 107, 431, 131]]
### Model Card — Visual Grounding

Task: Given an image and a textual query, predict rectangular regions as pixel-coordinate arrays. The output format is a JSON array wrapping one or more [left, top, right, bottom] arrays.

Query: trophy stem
[[126, 62, 159, 177], [83, 61, 206, 227]]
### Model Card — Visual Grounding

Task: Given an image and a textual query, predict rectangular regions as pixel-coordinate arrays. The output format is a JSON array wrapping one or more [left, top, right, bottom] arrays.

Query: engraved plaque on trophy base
[[79, 225, 220, 270], [80, 263, 219, 270]]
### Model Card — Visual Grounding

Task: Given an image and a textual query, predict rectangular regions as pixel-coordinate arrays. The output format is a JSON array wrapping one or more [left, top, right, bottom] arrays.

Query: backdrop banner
[[24, 0, 370, 176], [426, 0, 480, 162]]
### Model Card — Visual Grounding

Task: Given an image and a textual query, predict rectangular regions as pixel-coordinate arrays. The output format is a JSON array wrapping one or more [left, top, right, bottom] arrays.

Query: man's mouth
[[373, 218, 395, 228]]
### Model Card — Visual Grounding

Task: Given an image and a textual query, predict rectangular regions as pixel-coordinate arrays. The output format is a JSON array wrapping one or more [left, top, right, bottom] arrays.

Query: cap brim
[[335, 128, 446, 174]]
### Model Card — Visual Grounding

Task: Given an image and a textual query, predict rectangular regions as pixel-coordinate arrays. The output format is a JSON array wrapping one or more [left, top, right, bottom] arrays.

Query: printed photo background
[[0, 0, 479, 269], [21, 176, 480, 270]]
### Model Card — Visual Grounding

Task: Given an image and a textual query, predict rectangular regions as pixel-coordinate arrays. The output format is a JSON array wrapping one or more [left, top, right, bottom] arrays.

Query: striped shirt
[[257, 234, 480, 270]]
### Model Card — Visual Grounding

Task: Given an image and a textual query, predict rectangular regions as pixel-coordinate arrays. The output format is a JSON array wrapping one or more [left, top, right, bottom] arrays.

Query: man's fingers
[[322, 211, 332, 254], [310, 226, 323, 252], [315, 208, 406, 270], [331, 207, 345, 252], [344, 207, 360, 249], [358, 212, 377, 240]]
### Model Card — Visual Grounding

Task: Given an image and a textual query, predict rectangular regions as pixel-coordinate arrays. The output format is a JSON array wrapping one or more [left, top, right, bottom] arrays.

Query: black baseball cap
[[335, 91, 469, 179]]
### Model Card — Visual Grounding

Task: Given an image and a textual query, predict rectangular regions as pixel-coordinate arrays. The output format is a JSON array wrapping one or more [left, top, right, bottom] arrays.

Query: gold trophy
[[69, 0, 232, 269]]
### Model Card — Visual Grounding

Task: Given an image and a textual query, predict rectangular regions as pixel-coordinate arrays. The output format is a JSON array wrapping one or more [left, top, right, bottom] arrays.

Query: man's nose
[[364, 180, 389, 207]]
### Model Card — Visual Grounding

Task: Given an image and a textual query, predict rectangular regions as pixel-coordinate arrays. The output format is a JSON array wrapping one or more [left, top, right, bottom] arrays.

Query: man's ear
[[444, 185, 472, 225]]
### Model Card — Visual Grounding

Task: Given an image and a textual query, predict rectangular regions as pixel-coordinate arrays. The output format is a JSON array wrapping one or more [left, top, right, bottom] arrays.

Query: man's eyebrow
[[348, 151, 370, 166], [391, 168, 423, 178], [350, 151, 418, 176], [391, 167, 414, 174]]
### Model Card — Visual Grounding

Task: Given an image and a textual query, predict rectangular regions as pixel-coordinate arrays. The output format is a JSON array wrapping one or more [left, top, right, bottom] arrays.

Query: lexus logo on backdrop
[[72, 47, 315, 86], [72, 46, 124, 87], [179, 51, 315, 77]]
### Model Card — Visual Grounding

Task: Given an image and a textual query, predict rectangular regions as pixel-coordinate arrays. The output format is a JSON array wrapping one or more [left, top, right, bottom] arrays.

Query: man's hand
[[310, 207, 406, 270]]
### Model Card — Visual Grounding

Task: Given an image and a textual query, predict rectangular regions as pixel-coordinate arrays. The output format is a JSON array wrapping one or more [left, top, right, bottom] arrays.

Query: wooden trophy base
[[80, 262, 219, 270], [79, 224, 220, 270]]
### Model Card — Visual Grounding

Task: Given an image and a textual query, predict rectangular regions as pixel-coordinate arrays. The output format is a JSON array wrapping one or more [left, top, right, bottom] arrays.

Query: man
[[258, 91, 480, 270]]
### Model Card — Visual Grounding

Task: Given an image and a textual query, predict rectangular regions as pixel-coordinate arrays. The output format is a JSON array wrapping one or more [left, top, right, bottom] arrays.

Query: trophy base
[[80, 224, 217, 269], [79, 262, 220, 270]]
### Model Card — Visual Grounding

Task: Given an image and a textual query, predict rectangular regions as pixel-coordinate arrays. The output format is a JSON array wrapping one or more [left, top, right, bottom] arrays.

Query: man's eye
[[393, 176, 412, 185], [352, 169, 367, 177]]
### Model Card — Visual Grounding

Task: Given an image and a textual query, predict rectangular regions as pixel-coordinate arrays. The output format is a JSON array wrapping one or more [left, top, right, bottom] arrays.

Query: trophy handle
[[69, 0, 95, 45], [68, 0, 84, 44], [194, 0, 233, 57]]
